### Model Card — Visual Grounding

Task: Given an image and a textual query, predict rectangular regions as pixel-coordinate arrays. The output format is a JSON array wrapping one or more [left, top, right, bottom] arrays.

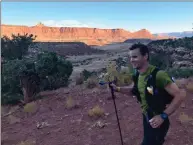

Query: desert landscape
[[2, 1, 193, 144], [3, 23, 191, 80], [1, 78, 193, 145], [1, 22, 193, 145]]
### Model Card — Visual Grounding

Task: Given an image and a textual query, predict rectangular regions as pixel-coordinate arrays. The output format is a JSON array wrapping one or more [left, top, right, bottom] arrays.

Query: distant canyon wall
[[1, 23, 170, 45]]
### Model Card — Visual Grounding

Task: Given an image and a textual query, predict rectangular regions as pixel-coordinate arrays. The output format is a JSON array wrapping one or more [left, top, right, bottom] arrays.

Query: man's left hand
[[149, 115, 164, 128]]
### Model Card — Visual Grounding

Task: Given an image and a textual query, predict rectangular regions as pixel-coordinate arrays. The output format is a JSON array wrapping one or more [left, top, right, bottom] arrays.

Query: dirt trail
[[1, 85, 193, 145]]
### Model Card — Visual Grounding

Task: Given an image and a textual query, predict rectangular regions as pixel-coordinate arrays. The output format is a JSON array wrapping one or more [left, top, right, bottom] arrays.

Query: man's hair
[[129, 43, 149, 61]]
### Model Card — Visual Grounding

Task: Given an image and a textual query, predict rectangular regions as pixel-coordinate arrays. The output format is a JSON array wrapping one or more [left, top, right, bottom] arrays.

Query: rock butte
[[1, 22, 171, 46]]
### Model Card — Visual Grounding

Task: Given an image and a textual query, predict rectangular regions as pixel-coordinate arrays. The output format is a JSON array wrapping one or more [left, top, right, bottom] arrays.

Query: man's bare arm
[[111, 82, 134, 96], [163, 82, 186, 116]]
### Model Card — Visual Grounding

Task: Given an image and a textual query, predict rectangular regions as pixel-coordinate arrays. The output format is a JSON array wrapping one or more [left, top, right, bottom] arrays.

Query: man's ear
[[144, 54, 148, 61]]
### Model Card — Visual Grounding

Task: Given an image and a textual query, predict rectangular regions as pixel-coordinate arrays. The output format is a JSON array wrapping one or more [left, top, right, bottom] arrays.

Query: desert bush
[[119, 74, 132, 85], [1, 33, 36, 60], [75, 74, 84, 85], [148, 37, 193, 50], [118, 65, 133, 85], [149, 52, 172, 70], [2, 52, 73, 105], [115, 57, 128, 69], [1, 34, 73, 105], [35, 52, 73, 89], [1, 59, 28, 105], [82, 69, 94, 80], [86, 77, 98, 89], [167, 68, 193, 78], [88, 105, 104, 117], [75, 69, 98, 84], [104, 61, 119, 83], [101, 61, 133, 86]]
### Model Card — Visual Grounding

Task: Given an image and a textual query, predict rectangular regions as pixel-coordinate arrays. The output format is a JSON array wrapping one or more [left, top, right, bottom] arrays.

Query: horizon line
[[1, 23, 193, 34]]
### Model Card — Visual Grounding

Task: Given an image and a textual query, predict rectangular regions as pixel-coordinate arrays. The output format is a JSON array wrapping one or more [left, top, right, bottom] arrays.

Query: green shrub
[[167, 68, 193, 79], [1, 33, 73, 105], [116, 57, 128, 67], [148, 37, 193, 50], [86, 77, 98, 89], [35, 52, 73, 90], [82, 69, 97, 81], [1, 52, 73, 105], [82, 69, 92, 80], [149, 52, 172, 70], [1, 33, 36, 60], [1, 59, 27, 104]]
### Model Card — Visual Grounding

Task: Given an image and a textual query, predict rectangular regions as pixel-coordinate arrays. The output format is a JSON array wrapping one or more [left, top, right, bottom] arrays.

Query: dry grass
[[17, 140, 36, 145], [88, 105, 104, 118], [86, 77, 98, 89], [23, 102, 38, 113], [7, 115, 20, 124], [65, 96, 76, 109], [76, 75, 84, 85], [186, 82, 193, 92], [179, 112, 193, 123]]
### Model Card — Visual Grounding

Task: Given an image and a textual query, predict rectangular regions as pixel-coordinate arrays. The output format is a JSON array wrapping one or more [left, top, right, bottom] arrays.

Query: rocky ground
[[1, 78, 193, 145]]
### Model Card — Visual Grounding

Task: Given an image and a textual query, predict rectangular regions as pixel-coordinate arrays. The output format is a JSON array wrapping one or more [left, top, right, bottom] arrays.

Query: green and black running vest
[[132, 67, 174, 114]]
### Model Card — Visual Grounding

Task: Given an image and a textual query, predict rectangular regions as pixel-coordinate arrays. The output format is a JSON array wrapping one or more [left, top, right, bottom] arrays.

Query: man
[[110, 43, 185, 145]]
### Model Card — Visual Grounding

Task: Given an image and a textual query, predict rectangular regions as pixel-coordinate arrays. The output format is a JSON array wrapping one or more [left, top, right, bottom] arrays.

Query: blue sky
[[2, 2, 193, 33]]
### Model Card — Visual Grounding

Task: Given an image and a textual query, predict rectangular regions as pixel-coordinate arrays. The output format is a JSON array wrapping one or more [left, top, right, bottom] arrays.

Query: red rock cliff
[[1, 23, 169, 45]]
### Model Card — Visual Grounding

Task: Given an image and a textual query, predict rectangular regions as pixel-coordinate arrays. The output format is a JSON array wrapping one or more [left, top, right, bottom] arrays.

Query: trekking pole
[[99, 80, 124, 145]]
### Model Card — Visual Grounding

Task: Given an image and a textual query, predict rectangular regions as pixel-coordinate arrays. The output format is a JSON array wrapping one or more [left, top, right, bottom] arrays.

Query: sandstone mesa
[[1, 22, 170, 46]]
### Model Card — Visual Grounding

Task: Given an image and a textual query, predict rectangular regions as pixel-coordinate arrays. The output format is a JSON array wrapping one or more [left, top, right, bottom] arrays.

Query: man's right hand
[[109, 82, 134, 96], [109, 83, 119, 92]]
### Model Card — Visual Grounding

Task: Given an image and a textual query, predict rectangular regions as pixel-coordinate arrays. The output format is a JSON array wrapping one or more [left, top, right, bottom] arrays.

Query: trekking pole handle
[[99, 80, 117, 86], [109, 82, 116, 98]]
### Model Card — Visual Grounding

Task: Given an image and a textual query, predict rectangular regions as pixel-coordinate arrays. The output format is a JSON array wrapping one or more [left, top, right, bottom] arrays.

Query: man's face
[[129, 48, 148, 69]]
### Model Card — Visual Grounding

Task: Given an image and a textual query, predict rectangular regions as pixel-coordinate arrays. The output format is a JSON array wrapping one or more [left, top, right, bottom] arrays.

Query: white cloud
[[42, 19, 110, 29], [42, 20, 91, 27]]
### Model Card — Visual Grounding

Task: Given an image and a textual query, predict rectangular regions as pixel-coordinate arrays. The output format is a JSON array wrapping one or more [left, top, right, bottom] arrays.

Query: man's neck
[[138, 63, 149, 74]]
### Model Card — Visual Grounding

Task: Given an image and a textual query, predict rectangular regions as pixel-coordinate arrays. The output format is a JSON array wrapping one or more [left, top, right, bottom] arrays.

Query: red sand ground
[[1, 84, 193, 145]]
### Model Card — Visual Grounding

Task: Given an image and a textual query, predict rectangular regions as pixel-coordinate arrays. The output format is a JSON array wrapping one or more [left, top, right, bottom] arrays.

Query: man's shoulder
[[156, 70, 170, 79], [154, 68, 173, 89], [149, 65, 158, 73], [149, 65, 169, 78]]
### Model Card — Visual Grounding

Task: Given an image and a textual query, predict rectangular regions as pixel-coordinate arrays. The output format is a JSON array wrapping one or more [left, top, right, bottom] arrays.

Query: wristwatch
[[160, 112, 168, 120]]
